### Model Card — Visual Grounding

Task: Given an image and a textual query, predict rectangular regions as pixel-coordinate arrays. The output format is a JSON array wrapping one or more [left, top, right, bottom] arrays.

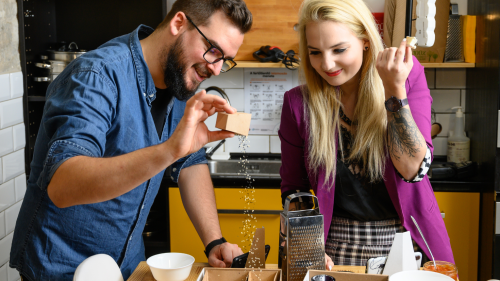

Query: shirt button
[[129, 236, 132, 241], [170, 176, 174, 180], [172, 168, 177, 172], [143, 93, 146, 97], [149, 94, 154, 98], [142, 204, 144, 210]]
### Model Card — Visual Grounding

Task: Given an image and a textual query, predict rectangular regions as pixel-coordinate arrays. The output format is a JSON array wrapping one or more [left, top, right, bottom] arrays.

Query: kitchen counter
[[127, 262, 366, 281], [165, 176, 491, 192]]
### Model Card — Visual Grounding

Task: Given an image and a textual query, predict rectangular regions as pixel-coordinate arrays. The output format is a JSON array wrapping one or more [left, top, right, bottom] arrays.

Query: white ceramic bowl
[[389, 270, 455, 281], [146, 253, 195, 281]]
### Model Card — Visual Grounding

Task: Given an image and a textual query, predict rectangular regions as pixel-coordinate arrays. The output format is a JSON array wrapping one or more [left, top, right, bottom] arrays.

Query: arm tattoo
[[388, 108, 424, 161]]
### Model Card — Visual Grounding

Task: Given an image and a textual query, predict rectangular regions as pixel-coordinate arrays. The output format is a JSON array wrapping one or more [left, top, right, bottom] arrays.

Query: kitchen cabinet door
[[435, 192, 480, 281], [169, 187, 282, 263]]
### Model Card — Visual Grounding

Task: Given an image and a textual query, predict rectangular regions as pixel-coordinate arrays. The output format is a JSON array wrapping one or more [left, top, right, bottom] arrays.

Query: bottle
[[447, 106, 470, 163]]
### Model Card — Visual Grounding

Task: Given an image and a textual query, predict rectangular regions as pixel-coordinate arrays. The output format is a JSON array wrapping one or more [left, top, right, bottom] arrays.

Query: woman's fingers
[[325, 253, 334, 270]]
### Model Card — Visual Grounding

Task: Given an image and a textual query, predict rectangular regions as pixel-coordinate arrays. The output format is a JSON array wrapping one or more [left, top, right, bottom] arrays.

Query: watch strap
[[204, 237, 227, 258], [400, 98, 409, 107]]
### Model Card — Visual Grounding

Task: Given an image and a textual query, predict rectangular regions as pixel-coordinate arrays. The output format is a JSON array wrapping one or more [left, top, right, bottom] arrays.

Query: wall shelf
[[234, 61, 475, 68]]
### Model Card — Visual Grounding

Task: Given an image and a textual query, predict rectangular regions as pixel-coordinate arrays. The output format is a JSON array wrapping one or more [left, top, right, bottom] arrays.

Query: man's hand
[[166, 90, 236, 160], [325, 253, 334, 270], [208, 242, 244, 268]]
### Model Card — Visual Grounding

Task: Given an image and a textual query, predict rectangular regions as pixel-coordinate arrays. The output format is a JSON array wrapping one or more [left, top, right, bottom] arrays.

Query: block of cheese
[[406, 36, 418, 49], [215, 112, 252, 136]]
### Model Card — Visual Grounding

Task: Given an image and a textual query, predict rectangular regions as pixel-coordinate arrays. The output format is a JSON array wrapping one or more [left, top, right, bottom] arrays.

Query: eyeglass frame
[[185, 15, 237, 73]]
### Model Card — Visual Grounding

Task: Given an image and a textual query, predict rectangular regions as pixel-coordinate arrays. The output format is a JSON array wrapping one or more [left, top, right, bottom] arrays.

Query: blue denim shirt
[[10, 25, 207, 281]]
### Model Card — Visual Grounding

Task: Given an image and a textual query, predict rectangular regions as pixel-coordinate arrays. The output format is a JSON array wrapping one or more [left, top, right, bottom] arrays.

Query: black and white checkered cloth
[[325, 216, 405, 266], [396, 145, 432, 183]]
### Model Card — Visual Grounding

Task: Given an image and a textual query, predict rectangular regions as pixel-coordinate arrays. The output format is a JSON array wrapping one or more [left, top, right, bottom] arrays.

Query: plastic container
[[447, 106, 470, 163], [422, 261, 458, 281]]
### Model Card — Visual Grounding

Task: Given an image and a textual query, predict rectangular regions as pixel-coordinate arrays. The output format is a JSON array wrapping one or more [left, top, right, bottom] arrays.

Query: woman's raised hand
[[376, 39, 414, 99]]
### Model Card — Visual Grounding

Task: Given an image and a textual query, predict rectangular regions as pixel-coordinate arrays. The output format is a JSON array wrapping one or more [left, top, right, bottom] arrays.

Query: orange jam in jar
[[423, 261, 458, 281]]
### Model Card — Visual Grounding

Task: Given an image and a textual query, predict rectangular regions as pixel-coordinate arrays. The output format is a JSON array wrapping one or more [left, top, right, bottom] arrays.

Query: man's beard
[[162, 35, 211, 101]]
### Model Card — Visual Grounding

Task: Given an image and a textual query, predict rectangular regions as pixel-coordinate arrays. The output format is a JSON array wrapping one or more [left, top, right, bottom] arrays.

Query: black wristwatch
[[385, 96, 408, 112], [204, 237, 227, 258]]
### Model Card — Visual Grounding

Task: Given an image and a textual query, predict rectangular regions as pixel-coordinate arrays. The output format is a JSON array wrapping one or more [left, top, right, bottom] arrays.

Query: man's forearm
[[48, 140, 179, 208], [178, 164, 222, 247]]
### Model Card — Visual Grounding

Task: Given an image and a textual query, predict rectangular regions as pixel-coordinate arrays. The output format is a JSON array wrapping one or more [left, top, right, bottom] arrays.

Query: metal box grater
[[278, 193, 325, 281], [444, 4, 464, 62]]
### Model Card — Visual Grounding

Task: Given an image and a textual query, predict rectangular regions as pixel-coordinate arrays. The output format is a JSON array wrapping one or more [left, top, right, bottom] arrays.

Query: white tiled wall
[[0, 72, 25, 281], [426, 68, 468, 155], [203, 68, 467, 157]]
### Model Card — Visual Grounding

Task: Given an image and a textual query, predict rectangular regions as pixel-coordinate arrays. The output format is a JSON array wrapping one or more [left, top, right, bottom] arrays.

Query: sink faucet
[[204, 86, 231, 159]]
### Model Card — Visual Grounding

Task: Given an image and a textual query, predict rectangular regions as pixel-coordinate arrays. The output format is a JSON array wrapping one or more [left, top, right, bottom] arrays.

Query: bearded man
[[9, 1, 252, 280]]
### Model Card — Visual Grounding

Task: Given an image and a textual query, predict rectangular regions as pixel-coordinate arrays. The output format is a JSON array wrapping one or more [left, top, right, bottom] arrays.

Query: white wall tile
[[0, 233, 13, 268], [0, 180, 15, 213], [0, 98, 23, 129], [12, 124, 25, 152], [0, 263, 7, 281], [5, 201, 22, 235], [430, 90, 461, 112], [224, 89, 245, 112], [200, 68, 244, 88], [270, 136, 281, 153], [9, 72, 23, 99], [0, 128, 13, 158], [0, 160, 2, 185], [435, 113, 452, 137], [432, 137, 448, 156], [450, 0, 467, 15], [205, 114, 217, 133], [435, 69, 466, 89], [7, 266, 18, 281], [0, 212, 5, 240], [14, 174, 26, 203], [424, 69, 435, 89], [2, 150, 24, 183], [225, 135, 270, 153], [0, 74, 10, 103]]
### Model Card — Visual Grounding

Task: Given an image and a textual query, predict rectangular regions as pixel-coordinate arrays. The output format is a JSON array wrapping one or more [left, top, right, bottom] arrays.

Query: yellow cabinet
[[169, 187, 282, 264], [435, 192, 480, 281]]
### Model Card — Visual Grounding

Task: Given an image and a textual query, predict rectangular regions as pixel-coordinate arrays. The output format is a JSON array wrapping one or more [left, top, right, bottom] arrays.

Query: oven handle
[[217, 209, 281, 215]]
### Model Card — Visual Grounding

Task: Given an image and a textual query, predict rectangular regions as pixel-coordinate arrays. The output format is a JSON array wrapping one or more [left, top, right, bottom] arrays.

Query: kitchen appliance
[[278, 192, 325, 281]]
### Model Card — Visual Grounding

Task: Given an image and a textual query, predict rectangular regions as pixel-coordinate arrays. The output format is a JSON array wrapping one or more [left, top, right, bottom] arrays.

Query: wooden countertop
[[127, 262, 366, 281]]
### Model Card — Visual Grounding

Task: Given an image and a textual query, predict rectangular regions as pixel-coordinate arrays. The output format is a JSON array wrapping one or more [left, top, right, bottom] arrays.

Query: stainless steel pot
[[34, 60, 68, 83], [33, 42, 86, 83], [47, 42, 86, 62]]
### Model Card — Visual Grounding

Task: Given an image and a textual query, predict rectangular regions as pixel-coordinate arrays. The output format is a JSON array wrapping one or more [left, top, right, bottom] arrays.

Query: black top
[[150, 87, 173, 139], [332, 121, 398, 221]]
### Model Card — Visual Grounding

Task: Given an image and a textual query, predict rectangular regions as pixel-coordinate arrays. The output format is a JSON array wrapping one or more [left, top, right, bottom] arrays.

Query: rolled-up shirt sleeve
[[37, 71, 116, 190], [169, 148, 208, 182]]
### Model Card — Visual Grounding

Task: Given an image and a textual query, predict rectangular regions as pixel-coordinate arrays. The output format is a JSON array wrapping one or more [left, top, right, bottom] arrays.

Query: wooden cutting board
[[127, 262, 366, 281], [234, 0, 303, 61]]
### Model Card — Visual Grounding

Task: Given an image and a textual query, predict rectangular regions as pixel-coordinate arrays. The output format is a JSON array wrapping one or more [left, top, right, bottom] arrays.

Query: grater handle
[[283, 192, 320, 214]]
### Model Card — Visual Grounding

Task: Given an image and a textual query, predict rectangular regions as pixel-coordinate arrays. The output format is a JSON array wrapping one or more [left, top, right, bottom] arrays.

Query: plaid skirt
[[325, 216, 405, 266]]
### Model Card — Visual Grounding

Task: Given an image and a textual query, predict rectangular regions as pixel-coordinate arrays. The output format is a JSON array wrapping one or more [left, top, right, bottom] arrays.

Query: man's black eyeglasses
[[186, 16, 237, 73]]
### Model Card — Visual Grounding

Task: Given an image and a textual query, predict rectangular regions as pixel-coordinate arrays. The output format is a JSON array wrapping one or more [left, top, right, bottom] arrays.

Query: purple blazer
[[279, 56, 455, 264]]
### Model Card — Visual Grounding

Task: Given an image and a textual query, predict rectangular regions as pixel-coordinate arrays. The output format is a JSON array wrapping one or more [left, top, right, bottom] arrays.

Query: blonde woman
[[279, 0, 454, 267]]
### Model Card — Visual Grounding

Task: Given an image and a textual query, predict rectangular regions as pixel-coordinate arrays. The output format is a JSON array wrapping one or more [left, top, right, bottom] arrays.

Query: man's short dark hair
[[158, 0, 253, 34]]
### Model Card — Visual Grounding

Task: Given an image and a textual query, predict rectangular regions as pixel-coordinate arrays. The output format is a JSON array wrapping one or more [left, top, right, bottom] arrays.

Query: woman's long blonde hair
[[298, 0, 387, 188]]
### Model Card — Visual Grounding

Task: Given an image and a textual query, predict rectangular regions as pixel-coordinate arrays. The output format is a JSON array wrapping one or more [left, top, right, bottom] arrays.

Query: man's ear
[[169, 12, 188, 36]]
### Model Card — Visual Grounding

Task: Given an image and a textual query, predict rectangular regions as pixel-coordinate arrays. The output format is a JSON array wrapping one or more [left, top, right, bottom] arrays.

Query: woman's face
[[306, 21, 367, 87]]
